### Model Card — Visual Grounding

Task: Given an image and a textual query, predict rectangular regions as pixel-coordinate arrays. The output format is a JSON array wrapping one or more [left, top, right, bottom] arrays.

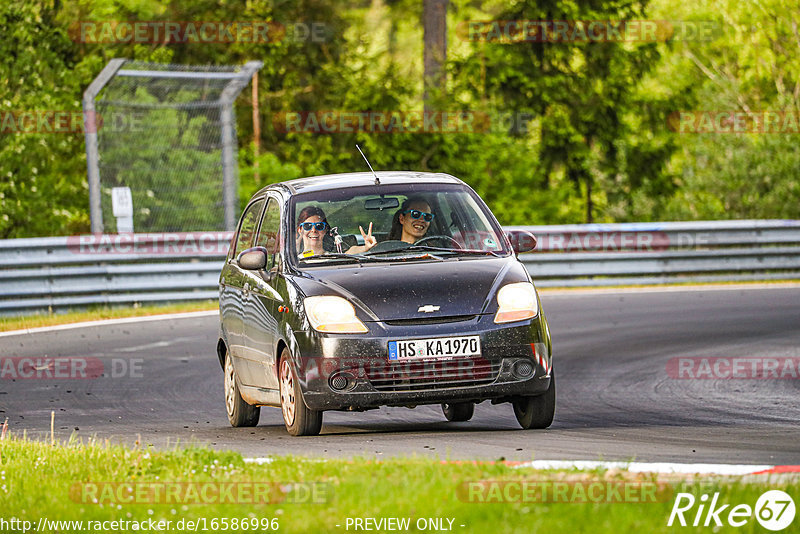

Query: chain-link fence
[[83, 59, 262, 233]]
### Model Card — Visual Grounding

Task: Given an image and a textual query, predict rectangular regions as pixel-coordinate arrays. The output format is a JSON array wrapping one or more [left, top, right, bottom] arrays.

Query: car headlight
[[304, 296, 368, 334], [494, 282, 539, 324]]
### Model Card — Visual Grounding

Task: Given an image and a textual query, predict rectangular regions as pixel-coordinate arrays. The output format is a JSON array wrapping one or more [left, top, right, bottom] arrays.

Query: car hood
[[290, 256, 529, 321]]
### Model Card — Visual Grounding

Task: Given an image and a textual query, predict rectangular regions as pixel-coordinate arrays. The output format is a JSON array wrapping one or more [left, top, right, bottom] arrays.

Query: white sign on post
[[111, 186, 134, 233]]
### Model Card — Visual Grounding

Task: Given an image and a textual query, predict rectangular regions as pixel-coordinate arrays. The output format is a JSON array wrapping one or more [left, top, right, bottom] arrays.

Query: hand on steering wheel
[[414, 235, 463, 249]]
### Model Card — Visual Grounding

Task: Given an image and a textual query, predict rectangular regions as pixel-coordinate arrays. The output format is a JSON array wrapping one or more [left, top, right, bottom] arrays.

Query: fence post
[[219, 61, 264, 231], [83, 59, 127, 234], [83, 59, 263, 234]]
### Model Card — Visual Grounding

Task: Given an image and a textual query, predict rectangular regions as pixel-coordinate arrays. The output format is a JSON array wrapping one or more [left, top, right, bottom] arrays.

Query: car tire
[[513, 371, 555, 429], [441, 402, 474, 422], [279, 348, 322, 436], [224, 351, 260, 427]]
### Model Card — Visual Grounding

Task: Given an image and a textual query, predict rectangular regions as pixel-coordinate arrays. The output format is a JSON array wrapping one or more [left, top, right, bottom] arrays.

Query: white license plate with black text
[[388, 335, 481, 360]]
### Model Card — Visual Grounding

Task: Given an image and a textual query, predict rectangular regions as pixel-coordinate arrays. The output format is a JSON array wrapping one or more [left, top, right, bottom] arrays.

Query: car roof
[[255, 171, 466, 197]]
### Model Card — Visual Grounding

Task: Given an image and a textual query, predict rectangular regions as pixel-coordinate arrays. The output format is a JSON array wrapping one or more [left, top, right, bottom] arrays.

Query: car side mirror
[[506, 230, 537, 255], [237, 247, 267, 270]]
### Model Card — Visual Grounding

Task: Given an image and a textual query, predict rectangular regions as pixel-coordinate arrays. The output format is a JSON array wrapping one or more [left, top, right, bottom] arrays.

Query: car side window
[[255, 197, 281, 267], [233, 198, 265, 258]]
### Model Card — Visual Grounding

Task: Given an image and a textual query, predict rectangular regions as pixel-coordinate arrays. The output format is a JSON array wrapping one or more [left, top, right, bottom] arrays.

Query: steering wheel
[[414, 235, 463, 249], [367, 239, 411, 253]]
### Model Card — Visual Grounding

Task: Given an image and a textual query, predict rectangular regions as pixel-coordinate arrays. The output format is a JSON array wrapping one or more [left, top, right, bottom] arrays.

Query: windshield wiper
[[366, 245, 503, 257], [298, 253, 402, 264], [299, 253, 373, 264], [360, 246, 445, 260], [448, 249, 504, 257], [364, 245, 452, 256]]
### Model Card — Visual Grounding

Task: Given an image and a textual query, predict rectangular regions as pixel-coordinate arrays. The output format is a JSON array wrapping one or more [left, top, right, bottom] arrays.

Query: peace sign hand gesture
[[360, 222, 377, 251]]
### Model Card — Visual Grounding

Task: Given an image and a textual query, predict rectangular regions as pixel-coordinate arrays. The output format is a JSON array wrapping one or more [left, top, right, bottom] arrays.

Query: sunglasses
[[402, 209, 435, 222], [299, 221, 328, 231]]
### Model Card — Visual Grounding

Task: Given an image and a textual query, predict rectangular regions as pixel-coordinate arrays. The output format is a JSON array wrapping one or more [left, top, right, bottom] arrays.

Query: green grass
[[0, 301, 218, 333], [1, 436, 796, 533]]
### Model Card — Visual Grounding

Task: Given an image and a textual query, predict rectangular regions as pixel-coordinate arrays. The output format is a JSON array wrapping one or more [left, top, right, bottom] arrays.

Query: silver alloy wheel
[[224, 355, 236, 417], [280, 358, 296, 426]]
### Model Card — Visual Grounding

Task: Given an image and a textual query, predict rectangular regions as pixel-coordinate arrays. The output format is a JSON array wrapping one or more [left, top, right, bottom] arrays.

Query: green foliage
[[450, 1, 681, 223], [1, 0, 797, 238], [646, 0, 800, 220], [0, 1, 90, 237], [2, 437, 798, 534]]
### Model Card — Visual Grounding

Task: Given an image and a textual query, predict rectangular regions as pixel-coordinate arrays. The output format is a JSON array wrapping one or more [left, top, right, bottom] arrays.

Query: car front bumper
[[291, 314, 552, 411]]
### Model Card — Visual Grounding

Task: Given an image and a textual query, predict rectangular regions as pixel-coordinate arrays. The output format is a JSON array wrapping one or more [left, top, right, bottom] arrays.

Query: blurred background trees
[[1, 0, 798, 237]]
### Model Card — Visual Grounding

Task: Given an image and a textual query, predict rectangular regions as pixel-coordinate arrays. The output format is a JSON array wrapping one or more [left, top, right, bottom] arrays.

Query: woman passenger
[[296, 206, 376, 257]]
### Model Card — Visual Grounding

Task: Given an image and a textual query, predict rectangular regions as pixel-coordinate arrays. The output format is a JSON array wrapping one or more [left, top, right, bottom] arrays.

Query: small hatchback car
[[217, 172, 553, 435]]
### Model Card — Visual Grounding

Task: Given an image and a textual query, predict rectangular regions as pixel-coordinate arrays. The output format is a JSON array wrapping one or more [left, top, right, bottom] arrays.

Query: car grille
[[383, 314, 477, 326], [367, 357, 501, 392]]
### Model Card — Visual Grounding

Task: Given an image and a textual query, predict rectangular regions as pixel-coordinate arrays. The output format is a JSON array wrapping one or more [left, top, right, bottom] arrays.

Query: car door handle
[[242, 282, 250, 299]]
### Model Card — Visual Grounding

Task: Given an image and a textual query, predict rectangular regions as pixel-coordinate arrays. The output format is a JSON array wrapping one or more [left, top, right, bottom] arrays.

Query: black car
[[217, 171, 553, 436]]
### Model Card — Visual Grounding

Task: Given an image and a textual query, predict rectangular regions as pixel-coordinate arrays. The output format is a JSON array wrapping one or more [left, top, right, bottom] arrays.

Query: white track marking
[[510, 460, 777, 475], [242, 457, 799, 475], [113, 336, 197, 353], [0, 310, 218, 338]]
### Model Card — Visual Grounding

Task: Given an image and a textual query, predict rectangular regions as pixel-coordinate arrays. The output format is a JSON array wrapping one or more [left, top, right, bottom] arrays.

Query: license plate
[[388, 336, 481, 360]]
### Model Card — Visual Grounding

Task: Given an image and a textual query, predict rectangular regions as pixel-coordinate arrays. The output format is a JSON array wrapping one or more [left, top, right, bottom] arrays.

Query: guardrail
[[1, 220, 799, 315], [511, 219, 800, 287], [0, 233, 231, 315]]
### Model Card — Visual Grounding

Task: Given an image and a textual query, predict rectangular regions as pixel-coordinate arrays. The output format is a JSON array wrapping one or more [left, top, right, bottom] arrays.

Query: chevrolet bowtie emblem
[[418, 305, 440, 313]]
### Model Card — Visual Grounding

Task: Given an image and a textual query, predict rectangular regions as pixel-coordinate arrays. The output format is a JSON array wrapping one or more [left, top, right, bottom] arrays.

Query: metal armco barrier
[[1, 220, 799, 316], [0, 233, 232, 316], [511, 219, 800, 286]]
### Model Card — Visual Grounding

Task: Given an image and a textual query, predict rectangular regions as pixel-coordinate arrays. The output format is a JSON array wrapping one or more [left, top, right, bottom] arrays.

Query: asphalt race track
[[2, 286, 799, 464]]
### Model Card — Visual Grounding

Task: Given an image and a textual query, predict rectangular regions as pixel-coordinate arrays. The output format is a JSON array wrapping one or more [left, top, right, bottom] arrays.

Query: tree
[[452, 0, 680, 223], [0, 1, 90, 238], [649, 0, 800, 220], [423, 0, 448, 109]]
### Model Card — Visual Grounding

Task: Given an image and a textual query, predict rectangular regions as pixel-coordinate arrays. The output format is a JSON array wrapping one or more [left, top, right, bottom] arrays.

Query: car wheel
[[513, 371, 555, 429], [279, 348, 322, 436], [224, 351, 260, 427], [441, 402, 474, 422]]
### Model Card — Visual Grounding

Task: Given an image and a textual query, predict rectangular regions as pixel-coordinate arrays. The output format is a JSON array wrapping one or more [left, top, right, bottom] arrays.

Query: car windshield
[[289, 182, 511, 265]]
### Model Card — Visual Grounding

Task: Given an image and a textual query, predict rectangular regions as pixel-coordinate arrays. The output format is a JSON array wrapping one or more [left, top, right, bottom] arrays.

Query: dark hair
[[297, 205, 328, 227], [388, 196, 431, 240], [296, 205, 333, 252]]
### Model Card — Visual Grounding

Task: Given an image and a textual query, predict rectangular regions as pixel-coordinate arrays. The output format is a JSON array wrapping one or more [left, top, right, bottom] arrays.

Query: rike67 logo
[[668, 490, 795, 531]]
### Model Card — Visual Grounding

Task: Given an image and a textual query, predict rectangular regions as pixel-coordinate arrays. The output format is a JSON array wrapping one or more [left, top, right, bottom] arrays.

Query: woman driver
[[297, 206, 376, 257], [387, 196, 434, 244]]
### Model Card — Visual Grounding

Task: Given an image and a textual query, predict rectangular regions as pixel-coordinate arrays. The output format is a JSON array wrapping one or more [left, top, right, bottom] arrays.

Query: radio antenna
[[356, 144, 380, 185]]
